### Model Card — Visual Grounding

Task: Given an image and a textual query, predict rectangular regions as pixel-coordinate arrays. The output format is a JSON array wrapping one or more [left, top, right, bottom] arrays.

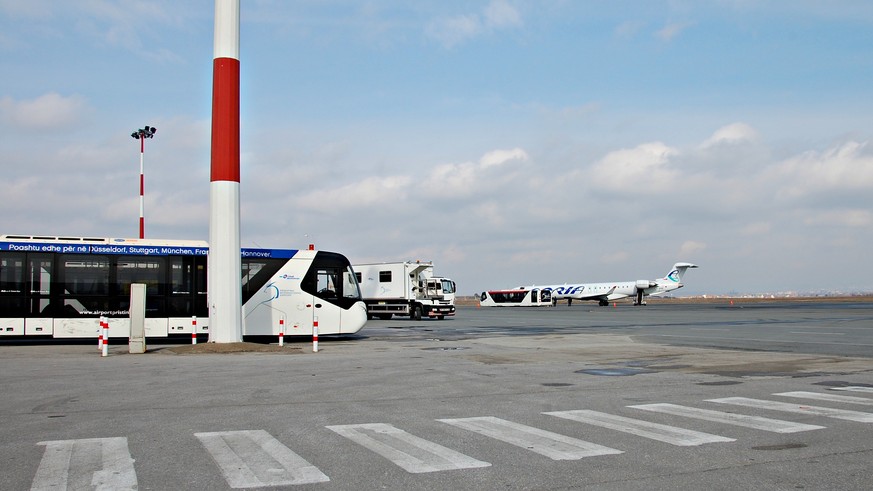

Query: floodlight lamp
[[131, 132, 139, 139]]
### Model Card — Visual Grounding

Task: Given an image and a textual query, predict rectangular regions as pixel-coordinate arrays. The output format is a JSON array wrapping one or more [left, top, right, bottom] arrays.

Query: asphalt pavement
[[2, 301, 872, 490]]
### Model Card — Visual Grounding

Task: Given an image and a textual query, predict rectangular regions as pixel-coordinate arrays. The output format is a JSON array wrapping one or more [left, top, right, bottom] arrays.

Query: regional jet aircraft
[[518, 262, 698, 306]]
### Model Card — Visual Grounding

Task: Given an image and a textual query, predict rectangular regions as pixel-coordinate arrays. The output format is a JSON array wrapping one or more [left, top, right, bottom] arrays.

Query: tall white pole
[[208, 0, 242, 343]]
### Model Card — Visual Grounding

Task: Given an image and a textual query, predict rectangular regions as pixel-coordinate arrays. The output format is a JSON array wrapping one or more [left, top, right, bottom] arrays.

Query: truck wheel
[[436, 315, 444, 320], [411, 304, 423, 321], [378, 314, 393, 320]]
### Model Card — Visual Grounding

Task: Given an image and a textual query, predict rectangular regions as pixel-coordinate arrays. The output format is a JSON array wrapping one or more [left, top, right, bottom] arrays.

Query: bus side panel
[[168, 317, 208, 336], [243, 256, 311, 336], [26, 318, 52, 335], [145, 318, 169, 337], [0, 318, 24, 335], [54, 318, 106, 338]]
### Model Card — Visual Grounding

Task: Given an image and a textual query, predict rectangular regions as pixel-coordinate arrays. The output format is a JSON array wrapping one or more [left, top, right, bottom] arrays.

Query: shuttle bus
[[0, 235, 366, 339], [479, 288, 552, 307]]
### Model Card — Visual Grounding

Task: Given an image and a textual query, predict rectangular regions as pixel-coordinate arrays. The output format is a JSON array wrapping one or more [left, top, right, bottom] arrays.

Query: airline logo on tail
[[667, 269, 681, 283]]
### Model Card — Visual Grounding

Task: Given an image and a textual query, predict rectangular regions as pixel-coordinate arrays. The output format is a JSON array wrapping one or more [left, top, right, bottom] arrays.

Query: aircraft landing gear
[[633, 289, 647, 306]]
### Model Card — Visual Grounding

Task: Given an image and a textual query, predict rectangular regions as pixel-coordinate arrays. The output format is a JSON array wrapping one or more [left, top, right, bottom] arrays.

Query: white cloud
[[426, 0, 523, 47], [804, 209, 873, 228], [296, 175, 414, 211], [0, 92, 88, 129], [679, 240, 707, 257], [479, 147, 529, 168], [741, 222, 772, 236], [655, 21, 694, 41], [589, 142, 679, 193], [484, 0, 523, 29], [765, 141, 873, 200], [701, 122, 759, 148]]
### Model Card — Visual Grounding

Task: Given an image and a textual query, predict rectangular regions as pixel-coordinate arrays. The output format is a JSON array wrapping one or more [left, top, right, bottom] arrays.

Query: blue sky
[[2, 1, 873, 296]]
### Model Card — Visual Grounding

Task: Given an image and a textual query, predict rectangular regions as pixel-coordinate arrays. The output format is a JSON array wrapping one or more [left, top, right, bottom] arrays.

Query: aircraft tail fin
[[664, 262, 698, 283]]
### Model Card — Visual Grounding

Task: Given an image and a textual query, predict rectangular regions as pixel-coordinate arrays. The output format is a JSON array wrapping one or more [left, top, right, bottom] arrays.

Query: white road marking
[[195, 430, 329, 488], [707, 397, 873, 423], [775, 391, 873, 405], [438, 416, 623, 460], [32, 437, 137, 491], [326, 423, 490, 473], [830, 386, 873, 393], [544, 410, 735, 446], [629, 403, 824, 433]]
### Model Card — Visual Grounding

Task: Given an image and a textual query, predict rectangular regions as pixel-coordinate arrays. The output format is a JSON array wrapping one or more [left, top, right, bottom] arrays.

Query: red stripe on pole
[[211, 57, 240, 182]]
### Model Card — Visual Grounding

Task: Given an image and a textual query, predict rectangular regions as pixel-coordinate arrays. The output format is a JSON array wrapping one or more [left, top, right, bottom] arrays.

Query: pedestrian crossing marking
[[774, 391, 873, 406], [544, 410, 735, 446], [326, 423, 491, 473], [195, 430, 329, 488], [829, 386, 873, 393], [629, 403, 824, 433], [32, 437, 137, 491], [438, 416, 623, 460], [707, 397, 873, 423]]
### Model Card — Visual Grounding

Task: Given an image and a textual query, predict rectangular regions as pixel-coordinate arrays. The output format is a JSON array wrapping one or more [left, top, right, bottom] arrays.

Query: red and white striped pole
[[278, 318, 285, 346], [98, 316, 104, 351], [138, 134, 145, 238], [191, 316, 198, 345], [312, 316, 319, 352], [208, 0, 242, 343], [102, 317, 109, 357], [130, 125, 155, 239]]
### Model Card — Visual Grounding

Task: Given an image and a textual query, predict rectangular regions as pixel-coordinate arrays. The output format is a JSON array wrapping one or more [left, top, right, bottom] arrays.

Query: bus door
[[26, 254, 53, 335], [308, 266, 342, 335]]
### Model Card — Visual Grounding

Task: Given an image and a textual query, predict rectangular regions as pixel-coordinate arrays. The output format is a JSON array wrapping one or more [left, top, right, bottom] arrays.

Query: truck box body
[[353, 261, 455, 320]]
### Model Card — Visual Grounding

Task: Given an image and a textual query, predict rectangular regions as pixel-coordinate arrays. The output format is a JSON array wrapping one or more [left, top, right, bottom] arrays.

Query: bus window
[[62, 255, 109, 296], [0, 253, 24, 294], [117, 256, 165, 296], [241, 258, 285, 303]]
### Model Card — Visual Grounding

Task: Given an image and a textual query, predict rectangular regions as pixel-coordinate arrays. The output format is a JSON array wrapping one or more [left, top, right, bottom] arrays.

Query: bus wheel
[[411, 305, 423, 321]]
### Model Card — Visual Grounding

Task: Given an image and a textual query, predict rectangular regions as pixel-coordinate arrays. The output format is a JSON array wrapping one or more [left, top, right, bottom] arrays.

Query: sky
[[2, 0, 872, 297]]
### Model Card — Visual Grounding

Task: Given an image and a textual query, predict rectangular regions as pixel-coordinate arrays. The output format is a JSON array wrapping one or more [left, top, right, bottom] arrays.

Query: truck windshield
[[441, 279, 455, 294]]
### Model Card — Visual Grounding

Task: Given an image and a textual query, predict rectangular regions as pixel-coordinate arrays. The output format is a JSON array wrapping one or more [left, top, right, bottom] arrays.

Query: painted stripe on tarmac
[[629, 403, 824, 433], [707, 397, 873, 423], [830, 386, 873, 393], [195, 430, 329, 488], [32, 437, 137, 491], [775, 391, 873, 405], [326, 423, 490, 473], [438, 416, 623, 460], [544, 410, 735, 446]]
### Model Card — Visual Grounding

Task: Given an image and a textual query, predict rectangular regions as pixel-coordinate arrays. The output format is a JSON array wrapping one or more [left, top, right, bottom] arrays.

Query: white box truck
[[353, 261, 456, 320]]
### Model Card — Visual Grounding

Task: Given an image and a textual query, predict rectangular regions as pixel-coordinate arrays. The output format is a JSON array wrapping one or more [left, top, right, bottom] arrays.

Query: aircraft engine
[[636, 280, 657, 290]]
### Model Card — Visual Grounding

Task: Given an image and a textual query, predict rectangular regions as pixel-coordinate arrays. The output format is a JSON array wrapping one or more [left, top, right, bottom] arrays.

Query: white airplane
[[520, 262, 699, 306]]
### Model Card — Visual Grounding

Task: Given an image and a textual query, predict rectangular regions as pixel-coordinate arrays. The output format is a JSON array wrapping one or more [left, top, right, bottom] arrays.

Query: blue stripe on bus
[[1, 242, 298, 259]]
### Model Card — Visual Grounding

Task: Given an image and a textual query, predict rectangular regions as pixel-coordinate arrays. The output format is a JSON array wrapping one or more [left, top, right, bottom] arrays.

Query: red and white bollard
[[191, 316, 198, 345], [97, 316, 104, 351], [101, 317, 109, 357], [278, 318, 285, 346], [312, 316, 319, 352]]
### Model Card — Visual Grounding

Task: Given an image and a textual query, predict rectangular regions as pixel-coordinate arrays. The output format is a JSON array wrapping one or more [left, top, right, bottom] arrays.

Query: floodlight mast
[[130, 125, 157, 239]]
